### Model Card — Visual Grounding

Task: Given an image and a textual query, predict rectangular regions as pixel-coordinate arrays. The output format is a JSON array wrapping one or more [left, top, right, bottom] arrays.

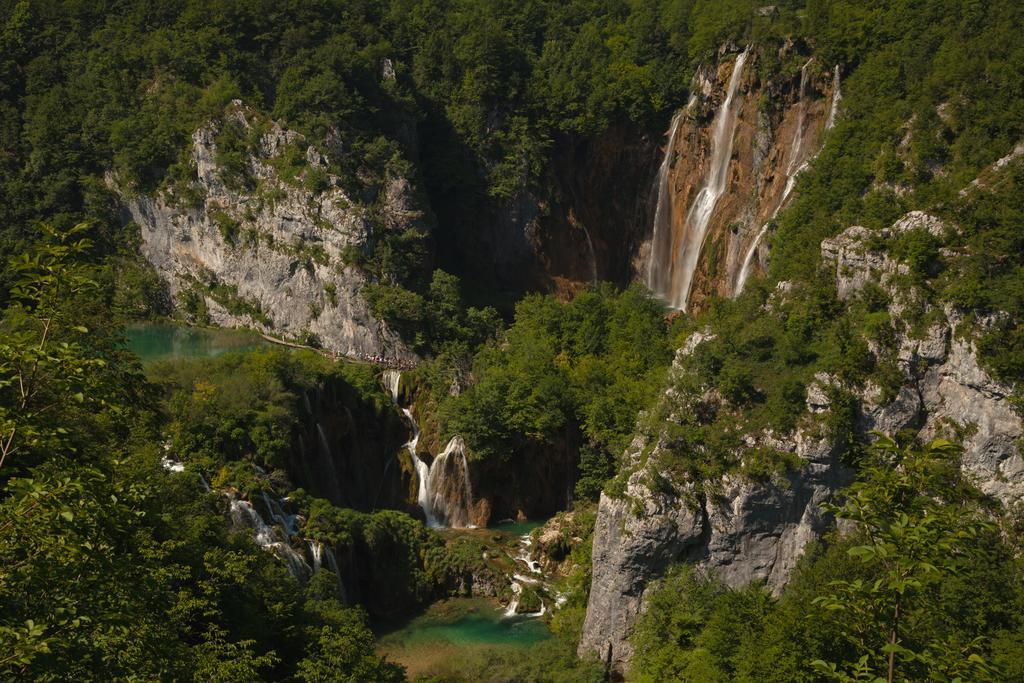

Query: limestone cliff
[[116, 102, 422, 361], [580, 211, 1023, 676]]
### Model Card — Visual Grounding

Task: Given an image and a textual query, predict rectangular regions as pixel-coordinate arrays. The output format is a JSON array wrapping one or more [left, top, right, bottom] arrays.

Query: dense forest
[[3, 0, 1024, 680]]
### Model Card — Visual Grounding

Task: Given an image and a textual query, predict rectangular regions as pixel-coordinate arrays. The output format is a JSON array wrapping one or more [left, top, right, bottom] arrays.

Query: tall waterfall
[[665, 49, 749, 311], [825, 65, 842, 130], [384, 371, 475, 528], [734, 58, 813, 296], [734, 62, 843, 296], [646, 110, 686, 295]]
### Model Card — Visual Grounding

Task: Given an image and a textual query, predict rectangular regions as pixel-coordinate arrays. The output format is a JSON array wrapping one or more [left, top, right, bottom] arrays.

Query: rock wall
[[117, 102, 419, 362], [579, 210, 1024, 676], [821, 212, 1024, 506]]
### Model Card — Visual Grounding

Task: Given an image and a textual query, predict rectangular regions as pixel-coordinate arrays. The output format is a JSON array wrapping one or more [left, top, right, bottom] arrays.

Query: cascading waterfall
[[734, 58, 813, 296], [646, 110, 686, 296], [400, 406, 440, 527], [384, 371, 475, 528], [504, 533, 546, 618], [826, 65, 842, 130], [230, 497, 311, 580], [425, 436, 475, 528], [308, 540, 347, 601], [261, 490, 299, 536], [669, 49, 749, 311]]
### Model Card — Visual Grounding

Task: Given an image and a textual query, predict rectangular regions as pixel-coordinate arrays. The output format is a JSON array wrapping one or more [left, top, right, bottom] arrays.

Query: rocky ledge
[[115, 102, 420, 362]]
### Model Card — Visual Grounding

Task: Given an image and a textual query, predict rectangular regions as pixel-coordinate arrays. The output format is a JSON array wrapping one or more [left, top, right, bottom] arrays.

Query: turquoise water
[[375, 598, 551, 677], [125, 323, 268, 362]]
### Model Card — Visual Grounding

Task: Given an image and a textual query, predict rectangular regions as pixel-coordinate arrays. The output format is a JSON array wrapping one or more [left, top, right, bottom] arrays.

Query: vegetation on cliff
[[3, 0, 1024, 680], [631, 437, 1024, 681]]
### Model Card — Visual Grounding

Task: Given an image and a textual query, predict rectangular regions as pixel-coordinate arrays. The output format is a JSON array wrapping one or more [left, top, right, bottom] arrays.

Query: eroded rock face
[[117, 103, 419, 361], [823, 215, 1024, 506], [579, 457, 705, 673], [579, 424, 850, 674], [581, 211, 1022, 675]]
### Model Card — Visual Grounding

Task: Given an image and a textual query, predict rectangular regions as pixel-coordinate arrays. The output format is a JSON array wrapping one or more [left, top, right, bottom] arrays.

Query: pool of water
[[125, 323, 268, 362], [375, 598, 550, 678]]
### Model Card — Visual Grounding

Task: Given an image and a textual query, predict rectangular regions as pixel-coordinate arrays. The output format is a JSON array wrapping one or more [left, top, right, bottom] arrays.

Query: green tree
[[811, 436, 1001, 682]]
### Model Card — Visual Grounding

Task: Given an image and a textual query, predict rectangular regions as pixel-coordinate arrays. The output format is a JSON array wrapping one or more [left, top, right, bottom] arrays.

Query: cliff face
[[643, 46, 840, 311], [288, 378, 415, 514], [465, 125, 657, 299], [580, 209, 1024, 676], [118, 103, 420, 361]]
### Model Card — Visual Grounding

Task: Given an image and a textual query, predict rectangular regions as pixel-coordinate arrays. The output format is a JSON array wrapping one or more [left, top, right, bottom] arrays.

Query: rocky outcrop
[[579, 423, 850, 674], [578, 334, 852, 675], [581, 210, 1023, 675], [823, 212, 1024, 505], [117, 102, 420, 361]]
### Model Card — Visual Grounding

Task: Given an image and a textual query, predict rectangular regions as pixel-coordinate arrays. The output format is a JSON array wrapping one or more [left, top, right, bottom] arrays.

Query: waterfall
[[385, 371, 475, 528], [646, 110, 686, 295], [581, 226, 598, 283], [382, 369, 401, 403], [316, 423, 331, 458], [261, 490, 299, 536], [734, 59, 813, 297], [308, 540, 348, 602], [425, 436, 475, 528], [230, 498, 311, 580], [399, 405, 442, 527], [825, 65, 842, 130], [670, 49, 749, 311]]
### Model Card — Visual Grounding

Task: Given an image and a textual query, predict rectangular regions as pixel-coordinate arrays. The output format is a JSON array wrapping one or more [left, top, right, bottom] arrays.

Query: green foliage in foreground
[[632, 437, 1024, 682], [0, 230, 404, 680]]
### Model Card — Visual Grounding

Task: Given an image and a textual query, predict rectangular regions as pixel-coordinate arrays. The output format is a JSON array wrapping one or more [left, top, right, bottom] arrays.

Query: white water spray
[[670, 49, 749, 311], [646, 110, 686, 295], [825, 65, 841, 130]]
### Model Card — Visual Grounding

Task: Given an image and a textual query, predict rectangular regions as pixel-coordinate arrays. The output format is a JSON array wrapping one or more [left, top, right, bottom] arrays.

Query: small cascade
[[230, 497, 311, 580], [308, 540, 348, 602], [261, 490, 299, 536], [504, 533, 546, 618], [382, 369, 401, 403], [734, 59, 815, 296], [670, 48, 749, 311], [825, 65, 842, 130], [385, 370, 476, 528], [505, 581, 522, 617], [646, 110, 686, 295], [425, 436, 475, 528]]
